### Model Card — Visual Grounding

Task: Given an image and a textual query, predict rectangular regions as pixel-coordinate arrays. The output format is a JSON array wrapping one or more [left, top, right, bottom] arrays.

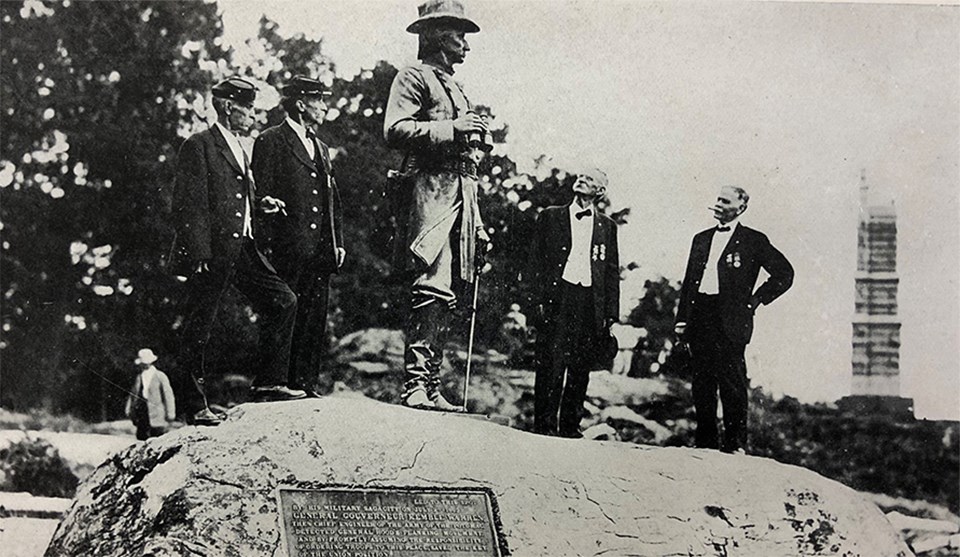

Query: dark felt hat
[[281, 75, 332, 99], [407, 0, 480, 34], [211, 77, 256, 105]]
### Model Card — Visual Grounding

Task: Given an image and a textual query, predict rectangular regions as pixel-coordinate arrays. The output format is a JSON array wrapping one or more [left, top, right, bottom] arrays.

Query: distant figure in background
[[675, 185, 794, 453], [610, 323, 644, 375], [125, 349, 176, 441], [527, 169, 620, 438], [169, 77, 303, 427], [499, 303, 528, 364], [383, 0, 491, 411], [252, 76, 345, 397]]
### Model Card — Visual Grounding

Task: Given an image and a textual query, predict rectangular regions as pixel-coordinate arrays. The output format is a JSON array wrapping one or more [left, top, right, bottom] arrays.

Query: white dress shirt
[[285, 117, 316, 159], [214, 123, 253, 239], [698, 219, 740, 294], [562, 203, 594, 287]]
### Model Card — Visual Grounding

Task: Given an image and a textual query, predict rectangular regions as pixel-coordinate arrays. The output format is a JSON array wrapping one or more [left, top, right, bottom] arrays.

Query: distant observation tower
[[839, 171, 913, 418]]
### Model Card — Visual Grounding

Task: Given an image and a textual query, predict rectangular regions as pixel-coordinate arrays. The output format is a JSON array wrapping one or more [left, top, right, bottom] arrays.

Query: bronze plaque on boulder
[[277, 486, 506, 557]]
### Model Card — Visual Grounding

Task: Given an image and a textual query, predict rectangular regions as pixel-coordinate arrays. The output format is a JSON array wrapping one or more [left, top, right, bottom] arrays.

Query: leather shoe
[[249, 385, 307, 402], [187, 407, 223, 426]]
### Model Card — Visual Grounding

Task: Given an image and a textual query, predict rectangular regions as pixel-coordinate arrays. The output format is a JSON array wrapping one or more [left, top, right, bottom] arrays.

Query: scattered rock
[[586, 370, 672, 406], [333, 328, 404, 363], [600, 405, 673, 444], [581, 423, 618, 441], [347, 361, 391, 375]]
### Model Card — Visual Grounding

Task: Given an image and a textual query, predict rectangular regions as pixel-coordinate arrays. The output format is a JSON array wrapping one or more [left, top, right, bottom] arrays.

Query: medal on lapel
[[733, 252, 741, 268], [592, 245, 599, 261]]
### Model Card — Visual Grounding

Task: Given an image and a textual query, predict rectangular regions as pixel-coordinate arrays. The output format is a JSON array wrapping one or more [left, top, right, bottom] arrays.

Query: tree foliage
[[0, 3, 623, 418], [625, 276, 682, 377], [1, 0, 227, 416]]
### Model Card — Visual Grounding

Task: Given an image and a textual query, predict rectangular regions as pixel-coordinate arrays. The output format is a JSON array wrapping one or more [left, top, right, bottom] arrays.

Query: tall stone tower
[[841, 171, 913, 417]]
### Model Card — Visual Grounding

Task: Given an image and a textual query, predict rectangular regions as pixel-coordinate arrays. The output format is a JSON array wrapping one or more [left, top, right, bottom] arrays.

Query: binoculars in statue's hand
[[467, 130, 494, 153]]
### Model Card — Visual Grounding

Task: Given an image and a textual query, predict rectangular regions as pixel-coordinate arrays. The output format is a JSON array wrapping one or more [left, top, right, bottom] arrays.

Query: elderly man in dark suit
[[527, 168, 620, 438], [170, 77, 304, 426], [252, 76, 345, 397], [675, 185, 794, 453]]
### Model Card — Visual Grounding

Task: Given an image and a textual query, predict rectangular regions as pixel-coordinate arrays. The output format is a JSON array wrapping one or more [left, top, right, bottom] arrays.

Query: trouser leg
[[717, 338, 749, 452], [177, 266, 232, 414], [559, 367, 590, 438], [535, 283, 593, 436], [233, 242, 298, 388], [404, 230, 457, 397], [689, 295, 723, 450], [534, 320, 565, 435], [691, 354, 720, 449], [288, 268, 331, 391], [558, 284, 595, 437]]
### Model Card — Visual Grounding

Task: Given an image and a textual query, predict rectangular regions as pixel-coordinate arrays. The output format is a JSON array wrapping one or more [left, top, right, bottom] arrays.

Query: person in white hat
[[125, 348, 177, 441], [383, 0, 491, 411]]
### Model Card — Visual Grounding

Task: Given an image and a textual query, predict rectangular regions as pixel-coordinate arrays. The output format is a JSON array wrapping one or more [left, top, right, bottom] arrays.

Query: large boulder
[[45, 396, 911, 557]]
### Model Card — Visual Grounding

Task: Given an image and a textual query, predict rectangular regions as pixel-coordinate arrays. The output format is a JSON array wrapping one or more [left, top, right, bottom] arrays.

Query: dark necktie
[[717, 225, 731, 232], [306, 129, 319, 159], [575, 208, 592, 220]]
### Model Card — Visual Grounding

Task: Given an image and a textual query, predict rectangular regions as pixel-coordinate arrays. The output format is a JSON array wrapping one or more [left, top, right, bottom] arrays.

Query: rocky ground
[[45, 397, 914, 557], [2, 328, 957, 556]]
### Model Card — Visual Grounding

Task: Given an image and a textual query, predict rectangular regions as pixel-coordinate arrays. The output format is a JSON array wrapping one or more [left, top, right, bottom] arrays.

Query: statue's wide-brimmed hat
[[406, 0, 480, 34]]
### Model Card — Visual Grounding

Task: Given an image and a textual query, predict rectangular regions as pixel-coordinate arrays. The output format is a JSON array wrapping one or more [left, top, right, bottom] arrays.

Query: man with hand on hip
[[675, 185, 794, 453]]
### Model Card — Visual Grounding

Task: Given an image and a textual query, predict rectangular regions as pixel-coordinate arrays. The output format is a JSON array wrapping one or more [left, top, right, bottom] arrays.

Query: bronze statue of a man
[[383, 0, 490, 411]]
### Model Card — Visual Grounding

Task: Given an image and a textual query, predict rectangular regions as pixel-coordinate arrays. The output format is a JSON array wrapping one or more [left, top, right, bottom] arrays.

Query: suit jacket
[[125, 370, 176, 428], [252, 122, 343, 275], [676, 224, 794, 345], [168, 127, 262, 276], [527, 204, 620, 333]]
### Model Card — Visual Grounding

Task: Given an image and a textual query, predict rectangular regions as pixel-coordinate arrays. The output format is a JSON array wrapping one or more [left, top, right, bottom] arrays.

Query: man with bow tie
[[527, 168, 620, 437], [252, 76, 345, 398], [170, 78, 304, 427], [675, 185, 794, 453]]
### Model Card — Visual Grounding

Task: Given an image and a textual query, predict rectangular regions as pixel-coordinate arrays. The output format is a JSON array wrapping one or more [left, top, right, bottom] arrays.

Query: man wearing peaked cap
[[384, 0, 491, 412], [252, 75, 344, 398], [211, 76, 257, 104], [280, 76, 333, 98], [169, 77, 304, 427]]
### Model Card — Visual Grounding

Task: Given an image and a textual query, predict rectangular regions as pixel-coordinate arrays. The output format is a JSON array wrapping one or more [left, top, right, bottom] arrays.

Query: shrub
[[0, 436, 79, 498]]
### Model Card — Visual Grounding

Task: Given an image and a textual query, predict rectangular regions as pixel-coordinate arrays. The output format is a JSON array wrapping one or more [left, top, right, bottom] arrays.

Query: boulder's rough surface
[[45, 396, 910, 557]]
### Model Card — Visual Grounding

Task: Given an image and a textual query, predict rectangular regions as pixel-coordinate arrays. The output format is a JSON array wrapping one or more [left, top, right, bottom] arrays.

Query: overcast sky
[[220, 0, 959, 420]]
